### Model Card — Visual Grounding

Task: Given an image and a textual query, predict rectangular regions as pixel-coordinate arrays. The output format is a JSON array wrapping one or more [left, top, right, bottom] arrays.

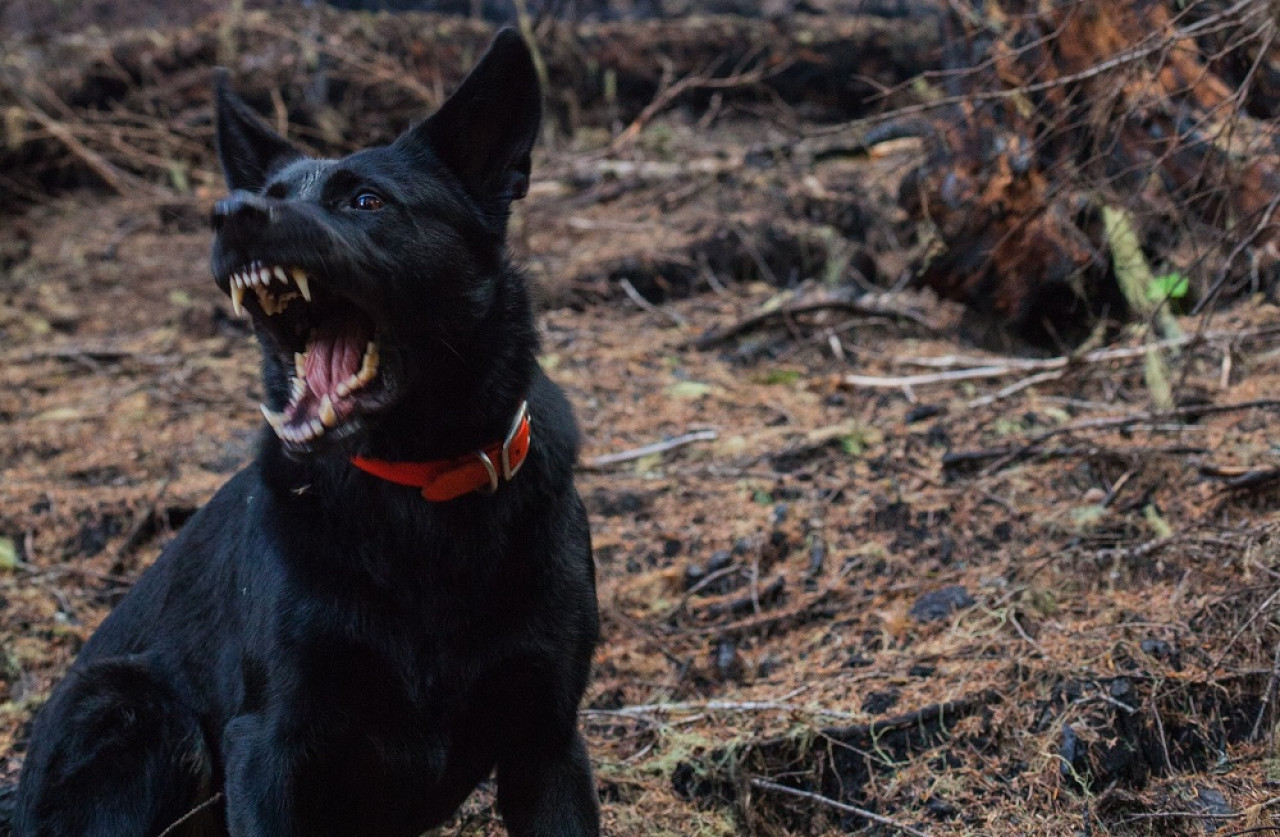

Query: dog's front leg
[[496, 728, 600, 837], [222, 713, 295, 836]]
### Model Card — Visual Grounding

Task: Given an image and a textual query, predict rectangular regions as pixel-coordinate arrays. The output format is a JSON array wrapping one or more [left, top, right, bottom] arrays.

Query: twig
[[618, 278, 688, 327], [962, 400, 1280, 476], [694, 289, 934, 349], [843, 329, 1237, 390], [967, 369, 1066, 408], [845, 364, 1032, 389], [12, 94, 155, 197], [749, 778, 933, 837], [1148, 690, 1175, 774], [942, 444, 1206, 472], [1194, 187, 1280, 315], [1250, 639, 1280, 741], [1209, 586, 1280, 674], [583, 430, 718, 469], [609, 56, 787, 151], [1200, 465, 1280, 492], [585, 696, 855, 722], [157, 792, 223, 837], [1115, 794, 1280, 826]]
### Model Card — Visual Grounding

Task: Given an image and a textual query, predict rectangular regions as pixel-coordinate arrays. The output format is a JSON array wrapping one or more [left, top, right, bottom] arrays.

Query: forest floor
[[4, 77, 1280, 837]]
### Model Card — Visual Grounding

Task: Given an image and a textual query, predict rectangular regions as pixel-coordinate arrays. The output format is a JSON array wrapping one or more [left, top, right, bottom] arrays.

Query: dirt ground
[[4, 61, 1280, 837]]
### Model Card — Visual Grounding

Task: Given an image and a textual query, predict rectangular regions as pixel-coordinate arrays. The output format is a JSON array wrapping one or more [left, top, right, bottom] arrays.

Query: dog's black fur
[[13, 30, 600, 837]]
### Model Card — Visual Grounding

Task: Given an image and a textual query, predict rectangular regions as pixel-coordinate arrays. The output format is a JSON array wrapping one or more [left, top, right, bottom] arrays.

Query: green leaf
[[1148, 272, 1189, 302]]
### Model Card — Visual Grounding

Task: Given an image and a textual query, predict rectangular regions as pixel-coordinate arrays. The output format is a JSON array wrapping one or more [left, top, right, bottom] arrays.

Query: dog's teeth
[[310, 418, 324, 437], [260, 404, 285, 433], [273, 266, 287, 284], [336, 379, 352, 398], [291, 376, 306, 401], [318, 395, 337, 427], [357, 341, 379, 384], [291, 269, 311, 302], [230, 283, 246, 317], [294, 352, 306, 377]]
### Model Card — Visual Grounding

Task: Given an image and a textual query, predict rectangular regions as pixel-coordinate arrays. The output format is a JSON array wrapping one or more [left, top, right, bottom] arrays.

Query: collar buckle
[[474, 450, 500, 495], [348, 399, 532, 502]]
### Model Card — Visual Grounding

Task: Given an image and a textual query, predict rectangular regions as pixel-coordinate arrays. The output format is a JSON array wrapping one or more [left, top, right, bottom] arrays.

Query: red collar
[[350, 401, 531, 502]]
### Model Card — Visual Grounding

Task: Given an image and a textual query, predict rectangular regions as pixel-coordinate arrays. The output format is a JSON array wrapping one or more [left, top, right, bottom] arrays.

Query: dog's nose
[[211, 191, 271, 232]]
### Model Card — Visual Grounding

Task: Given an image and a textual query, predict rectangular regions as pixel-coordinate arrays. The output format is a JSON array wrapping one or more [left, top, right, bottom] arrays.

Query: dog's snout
[[212, 191, 271, 232]]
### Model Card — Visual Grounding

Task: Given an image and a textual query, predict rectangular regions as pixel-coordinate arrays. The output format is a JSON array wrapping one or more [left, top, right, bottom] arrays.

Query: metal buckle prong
[[501, 400, 530, 481]]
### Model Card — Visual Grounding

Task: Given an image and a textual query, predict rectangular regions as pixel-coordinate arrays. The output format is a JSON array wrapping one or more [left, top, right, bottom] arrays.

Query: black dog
[[14, 29, 600, 836]]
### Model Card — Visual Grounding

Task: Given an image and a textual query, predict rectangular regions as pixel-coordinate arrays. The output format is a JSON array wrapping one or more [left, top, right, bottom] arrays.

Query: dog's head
[[210, 29, 540, 457]]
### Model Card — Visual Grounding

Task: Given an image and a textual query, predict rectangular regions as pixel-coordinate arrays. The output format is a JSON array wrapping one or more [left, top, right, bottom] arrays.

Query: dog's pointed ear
[[398, 29, 542, 209], [214, 68, 302, 192]]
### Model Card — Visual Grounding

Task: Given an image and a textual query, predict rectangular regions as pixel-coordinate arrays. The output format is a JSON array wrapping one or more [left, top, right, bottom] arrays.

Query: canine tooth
[[273, 266, 288, 284], [230, 284, 246, 317], [291, 268, 311, 302], [357, 341, 379, 383], [319, 395, 337, 427], [294, 352, 306, 377], [336, 380, 352, 398], [260, 404, 285, 431]]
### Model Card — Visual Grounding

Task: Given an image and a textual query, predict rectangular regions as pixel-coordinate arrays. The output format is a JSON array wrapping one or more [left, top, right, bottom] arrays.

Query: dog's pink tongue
[[306, 317, 372, 398]]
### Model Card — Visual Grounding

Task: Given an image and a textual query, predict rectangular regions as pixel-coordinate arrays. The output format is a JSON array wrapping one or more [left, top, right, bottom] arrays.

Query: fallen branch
[[942, 443, 1208, 473], [12, 94, 157, 197], [619, 277, 688, 328], [750, 778, 934, 837], [674, 690, 1000, 819], [585, 696, 857, 722], [609, 54, 787, 152], [582, 429, 718, 469], [843, 327, 1275, 390], [1200, 463, 1280, 492], [968, 400, 1280, 476], [695, 288, 934, 349]]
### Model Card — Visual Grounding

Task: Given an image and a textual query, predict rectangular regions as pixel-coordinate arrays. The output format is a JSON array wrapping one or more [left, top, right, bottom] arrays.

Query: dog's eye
[[351, 193, 385, 211]]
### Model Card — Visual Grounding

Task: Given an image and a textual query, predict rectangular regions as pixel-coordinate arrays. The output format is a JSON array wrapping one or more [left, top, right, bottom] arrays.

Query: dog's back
[[14, 30, 600, 837]]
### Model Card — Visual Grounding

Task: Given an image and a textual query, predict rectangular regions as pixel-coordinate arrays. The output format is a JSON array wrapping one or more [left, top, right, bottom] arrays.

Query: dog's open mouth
[[224, 261, 393, 448]]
